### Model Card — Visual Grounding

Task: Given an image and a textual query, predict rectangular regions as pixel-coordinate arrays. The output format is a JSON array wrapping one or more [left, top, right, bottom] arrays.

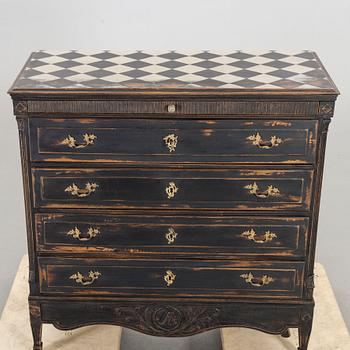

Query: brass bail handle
[[240, 272, 274, 287], [247, 132, 282, 149], [61, 133, 97, 149], [244, 182, 280, 199], [67, 227, 100, 241], [240, 229, 277, 244], [70, 271, 101, 286], [65, 182, 98, 198]]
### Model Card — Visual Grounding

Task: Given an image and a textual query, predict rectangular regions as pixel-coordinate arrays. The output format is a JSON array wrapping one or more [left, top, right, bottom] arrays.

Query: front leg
[[29, 301, 43, 350], [298, 307, 314, 350]]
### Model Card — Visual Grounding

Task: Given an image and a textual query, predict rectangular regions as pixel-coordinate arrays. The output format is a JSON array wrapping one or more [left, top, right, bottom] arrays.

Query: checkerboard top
[[9, 50, 338, 94]]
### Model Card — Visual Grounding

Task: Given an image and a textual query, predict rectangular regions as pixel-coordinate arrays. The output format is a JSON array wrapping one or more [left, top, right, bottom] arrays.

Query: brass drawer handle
[[244, 182, 280, 198], [65, 182, 98, 198], [164, 270, 176, 286], [241, 229, 277, 244], [163, 134, 178, 152], [167, 104, 176, 113], [67, 227, 100, 241], [61, 133, 97, 149], [165, 227, 178, 244], [70, 271, 101, 286], [240, 272, 274, 287], [165, 182, 178, 199], [247, 132, 282, 149]]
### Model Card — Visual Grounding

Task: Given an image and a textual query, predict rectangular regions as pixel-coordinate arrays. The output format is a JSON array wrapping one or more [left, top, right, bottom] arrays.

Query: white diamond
[[283, 64, 314, 74], [210, 56, 239, 64], [30, 73, 58, 81], [176, 74, 206, 82], [141, 74, 169, 82], [65, 74, 93, 82], [256, 83, 283, 89], [74, 56, 101, 64], [39, 56, 67, 64], [34, 64, 64, 74], [141, 56, 169, 64], [279, 56, 308, 65], [245, 56, 274, 65], [176, 65, 205, 74], [71, 65, 98, 74], [250, 74, 281, 84], [175, 56, 203, 65], [212, 74, 245, 83], [102, 74, 133, 82], [104, 65, 134, 74], [212, 65, 242, 74], [139, 65, 169, 74], [106, 56, 135, 64], [248, 65, 277, 74]]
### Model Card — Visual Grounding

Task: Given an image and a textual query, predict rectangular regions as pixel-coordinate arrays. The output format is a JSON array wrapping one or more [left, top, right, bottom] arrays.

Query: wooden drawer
[[38, 258, 304, 298], [32, 168, 313, 211], [29, 118, 317, 164], [35, 213, 308, 257]]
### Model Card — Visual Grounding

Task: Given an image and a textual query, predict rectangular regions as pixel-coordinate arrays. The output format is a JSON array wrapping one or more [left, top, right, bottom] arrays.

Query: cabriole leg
[[29, 301, 43, 350]]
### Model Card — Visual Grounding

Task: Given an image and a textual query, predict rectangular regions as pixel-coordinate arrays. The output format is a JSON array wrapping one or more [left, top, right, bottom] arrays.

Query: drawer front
[[36, 213, 308, 257], [33, 168, 313, 211], [29, 118, 317, 164], [38, 258, 304, 298]]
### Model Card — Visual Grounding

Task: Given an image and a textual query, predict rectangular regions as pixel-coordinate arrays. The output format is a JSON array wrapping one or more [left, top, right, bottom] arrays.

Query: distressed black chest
[[9, 50, 339, 350]]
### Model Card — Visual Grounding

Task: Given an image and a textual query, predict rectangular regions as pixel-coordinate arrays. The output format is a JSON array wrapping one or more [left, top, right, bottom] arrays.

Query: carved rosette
[[14, 101, 28, 115], [113, 305, 221, 336], [319, 102, 334, 116]]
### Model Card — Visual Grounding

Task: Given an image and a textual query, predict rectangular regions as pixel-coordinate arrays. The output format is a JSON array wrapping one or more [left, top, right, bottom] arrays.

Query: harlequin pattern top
[[10, 50, 338, 92]]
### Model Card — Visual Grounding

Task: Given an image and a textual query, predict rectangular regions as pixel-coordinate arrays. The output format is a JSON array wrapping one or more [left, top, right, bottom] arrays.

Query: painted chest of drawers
[[9, 50, 339, 350]]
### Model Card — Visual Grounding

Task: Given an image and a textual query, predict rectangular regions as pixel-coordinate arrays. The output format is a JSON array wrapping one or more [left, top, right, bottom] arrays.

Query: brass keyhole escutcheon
[[164, 270, 176, 286], [165, 182, 179, 199], [165, 227, 178, 244], [163, 134, 178, 152]]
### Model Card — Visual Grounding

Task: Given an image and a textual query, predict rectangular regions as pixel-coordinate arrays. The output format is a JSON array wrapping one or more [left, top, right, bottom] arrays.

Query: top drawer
[[29, 118, 317, 164]]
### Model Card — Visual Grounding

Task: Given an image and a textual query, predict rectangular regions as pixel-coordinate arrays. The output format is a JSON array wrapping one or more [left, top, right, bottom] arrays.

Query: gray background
[[0, 0, 349, 335]]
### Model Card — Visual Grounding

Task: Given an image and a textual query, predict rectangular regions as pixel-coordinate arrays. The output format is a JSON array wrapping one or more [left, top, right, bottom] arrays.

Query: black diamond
[[195, 61, 221, 69], [234, 79, 263, 88], [193, 52, 220, 60], [232, 70, 260, 78], [159, 61, 186, 69], [295, 51, 315, 59], [261, 52, 288, 60], [230, 60, 256, 69], [227, 52, 254, 60], [91, 52, 118, 60], [158, 70, 186, 78], [268, 69, 296, 79], [299, 60, 320, 68], [55, 60, 81, 68], [58, 52, 85, 59], [23, 69, 43, 78], [304, 69, 326, 78], [29, 60, 47, 68], [158, 52, 187, 60], [265, 60, 291, 69], [85, 69, 114, 78], [89, 60, 116, 69], [194, 78, 224, 87], [32, 51, 52, 59], [122, 69, 150, 78], [126, 52, 153, 60], [195, 69, 221, 78], [124, 61, 150, 69]]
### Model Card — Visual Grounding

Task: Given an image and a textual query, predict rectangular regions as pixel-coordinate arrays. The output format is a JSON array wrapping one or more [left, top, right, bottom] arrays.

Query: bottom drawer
[[39, 258, 304, 298]]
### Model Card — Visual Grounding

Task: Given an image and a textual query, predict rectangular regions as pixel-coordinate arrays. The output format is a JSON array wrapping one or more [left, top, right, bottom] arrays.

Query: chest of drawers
[[9, 50, 339, 350]]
